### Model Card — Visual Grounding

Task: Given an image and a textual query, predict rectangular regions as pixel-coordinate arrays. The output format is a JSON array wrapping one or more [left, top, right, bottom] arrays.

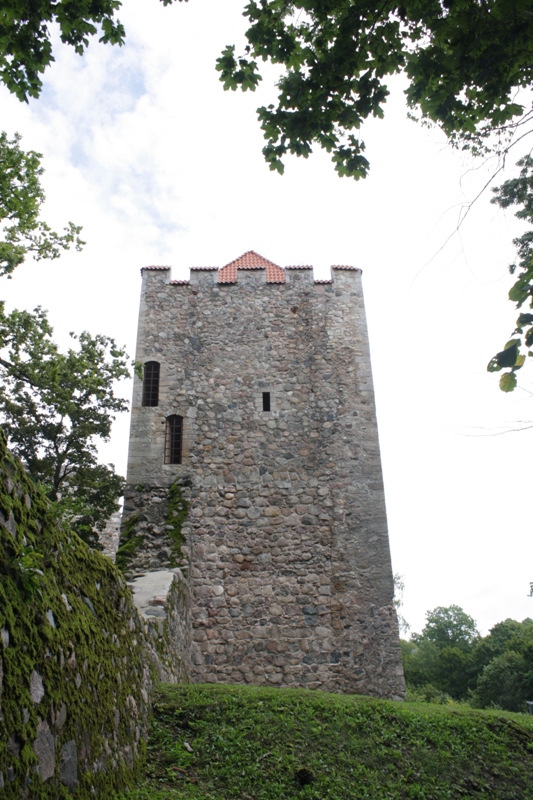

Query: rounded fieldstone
[[60, 740, 78, 788], [29, 670, 45, 704], [33, 719, 55, 782]]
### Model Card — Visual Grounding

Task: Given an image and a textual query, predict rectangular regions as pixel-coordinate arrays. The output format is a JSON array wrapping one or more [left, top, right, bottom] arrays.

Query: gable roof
[[218, 251, 286, 284]]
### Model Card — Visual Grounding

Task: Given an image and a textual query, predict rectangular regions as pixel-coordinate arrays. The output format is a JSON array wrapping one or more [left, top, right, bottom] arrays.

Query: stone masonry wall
[[122, 260, 405, 699], [129, 568, 191, 685]]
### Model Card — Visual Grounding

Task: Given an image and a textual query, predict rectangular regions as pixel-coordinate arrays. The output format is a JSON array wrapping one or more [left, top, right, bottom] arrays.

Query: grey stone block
[[29, 670, 45, 704], [60, 740, 78, 788], [34, 719, 55, 781]]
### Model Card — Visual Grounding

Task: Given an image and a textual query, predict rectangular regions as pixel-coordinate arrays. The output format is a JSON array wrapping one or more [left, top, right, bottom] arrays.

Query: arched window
[[165, 415, 183, 464], [142, 361, 160, 407]]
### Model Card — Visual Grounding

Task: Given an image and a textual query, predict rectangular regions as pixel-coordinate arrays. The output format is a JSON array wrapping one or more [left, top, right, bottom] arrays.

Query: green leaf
[[487, 356, 501, 373], [496, 343, 519, 368], [499, 372, 517, 392]]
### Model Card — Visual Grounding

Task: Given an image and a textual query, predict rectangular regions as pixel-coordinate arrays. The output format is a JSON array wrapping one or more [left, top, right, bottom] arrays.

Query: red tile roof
[[285, 264, 313, 270], [170, 280, 190, 285], [331, 265, 359, 271], [141, 265, 171, 273], [219, 251, 286, 284]]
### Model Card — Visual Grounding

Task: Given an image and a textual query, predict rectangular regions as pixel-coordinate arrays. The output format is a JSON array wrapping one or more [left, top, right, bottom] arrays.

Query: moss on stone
[[115, 513, 143, 573], [0, 433, 152, 799], [165, 481, 189, 566]]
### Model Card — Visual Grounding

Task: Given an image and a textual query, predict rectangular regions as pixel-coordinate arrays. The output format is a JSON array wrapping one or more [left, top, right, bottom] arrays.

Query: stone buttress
[[120, 251, 405, 699]]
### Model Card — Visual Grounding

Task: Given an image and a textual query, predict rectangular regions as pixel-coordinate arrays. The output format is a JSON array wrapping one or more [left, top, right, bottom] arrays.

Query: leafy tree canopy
[[217, 0, 533, 178], [472, 617, 533, 674], [0, 0, 187, 101], [471, 650, 533, 712], [404, 605, 479, 700], [0, 131, 84, 277], [403, 610, 533, 711], [401, 637, 476, 701], [487, 156, 533, 391], [0, 302, 130, 547], [414, 604, 479, 651], [3, 1, 533, 179]]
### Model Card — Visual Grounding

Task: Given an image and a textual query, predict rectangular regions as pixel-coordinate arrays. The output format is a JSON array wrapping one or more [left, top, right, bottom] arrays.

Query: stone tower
[[121, 251, 405, 698]]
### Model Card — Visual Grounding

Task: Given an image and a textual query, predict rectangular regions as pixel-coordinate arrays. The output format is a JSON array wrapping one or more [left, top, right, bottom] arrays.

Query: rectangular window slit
[[165, 415, 183, 464], [142, 361, 160, 407], [262, 392, 271, 412]]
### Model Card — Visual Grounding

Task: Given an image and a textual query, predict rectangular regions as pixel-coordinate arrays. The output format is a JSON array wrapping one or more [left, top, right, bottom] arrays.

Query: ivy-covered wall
[[0, 432, 156, 799]]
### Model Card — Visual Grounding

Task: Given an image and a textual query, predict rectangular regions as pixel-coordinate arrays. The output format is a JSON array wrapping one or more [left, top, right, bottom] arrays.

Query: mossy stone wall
[[118, 479, 191, 578], [0, 433, 156, 799]]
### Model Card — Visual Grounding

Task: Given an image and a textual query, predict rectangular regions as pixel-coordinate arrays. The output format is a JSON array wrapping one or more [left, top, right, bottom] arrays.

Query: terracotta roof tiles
[[285, 264, 313, 270], [219, 250, 286, 284], [331, 265, 359, 271]]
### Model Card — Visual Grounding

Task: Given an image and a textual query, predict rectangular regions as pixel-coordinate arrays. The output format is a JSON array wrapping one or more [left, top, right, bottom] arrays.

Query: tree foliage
[[403, 607, 533, 711], [470, 620, 533, 711], [0, 131, 84, 277], [393, 572, 410, 635], [472, 651, 531, 712], [487, 156, 533, 391], [3, 0, 533, 179], [0, 302, 130, 547], [217, 0, 533, 178], [413, 604, 479, 651], [0, 0, 188, 101], [404, 606, 479, 700]]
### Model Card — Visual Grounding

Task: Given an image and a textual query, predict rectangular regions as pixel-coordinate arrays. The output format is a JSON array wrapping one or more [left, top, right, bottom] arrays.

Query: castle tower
[[121, 251, 405, 698]]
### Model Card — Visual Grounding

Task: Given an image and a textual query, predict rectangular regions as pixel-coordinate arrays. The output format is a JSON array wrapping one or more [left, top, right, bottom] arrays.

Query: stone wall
[[0, 433, 185, 798], [129, 568, 191, 684], [122, 255, 405, 699]]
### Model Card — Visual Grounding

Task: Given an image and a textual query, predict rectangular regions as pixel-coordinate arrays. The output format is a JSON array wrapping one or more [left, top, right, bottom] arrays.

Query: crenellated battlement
[[141, 250, 362, 288]]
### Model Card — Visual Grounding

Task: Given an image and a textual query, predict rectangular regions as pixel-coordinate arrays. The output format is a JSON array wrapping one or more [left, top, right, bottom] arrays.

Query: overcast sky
[[1, 0, 532, 636]]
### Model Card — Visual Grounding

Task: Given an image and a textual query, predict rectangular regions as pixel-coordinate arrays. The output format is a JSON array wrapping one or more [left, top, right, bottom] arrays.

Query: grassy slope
[[120, 684, 533, 800]]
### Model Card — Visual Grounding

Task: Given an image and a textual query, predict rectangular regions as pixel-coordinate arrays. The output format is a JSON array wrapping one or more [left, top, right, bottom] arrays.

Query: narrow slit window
[[262, 392, 271, 412], [165, 415, 183, 464], [142, 361, 160, 407]]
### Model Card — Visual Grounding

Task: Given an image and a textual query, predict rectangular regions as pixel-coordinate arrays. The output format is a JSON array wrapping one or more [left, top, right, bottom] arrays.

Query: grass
[[118, 683, 533, 800]]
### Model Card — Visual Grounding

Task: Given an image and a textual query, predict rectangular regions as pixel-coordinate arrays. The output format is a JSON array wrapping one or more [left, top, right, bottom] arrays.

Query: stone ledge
[[128, 569, 185, 620]]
